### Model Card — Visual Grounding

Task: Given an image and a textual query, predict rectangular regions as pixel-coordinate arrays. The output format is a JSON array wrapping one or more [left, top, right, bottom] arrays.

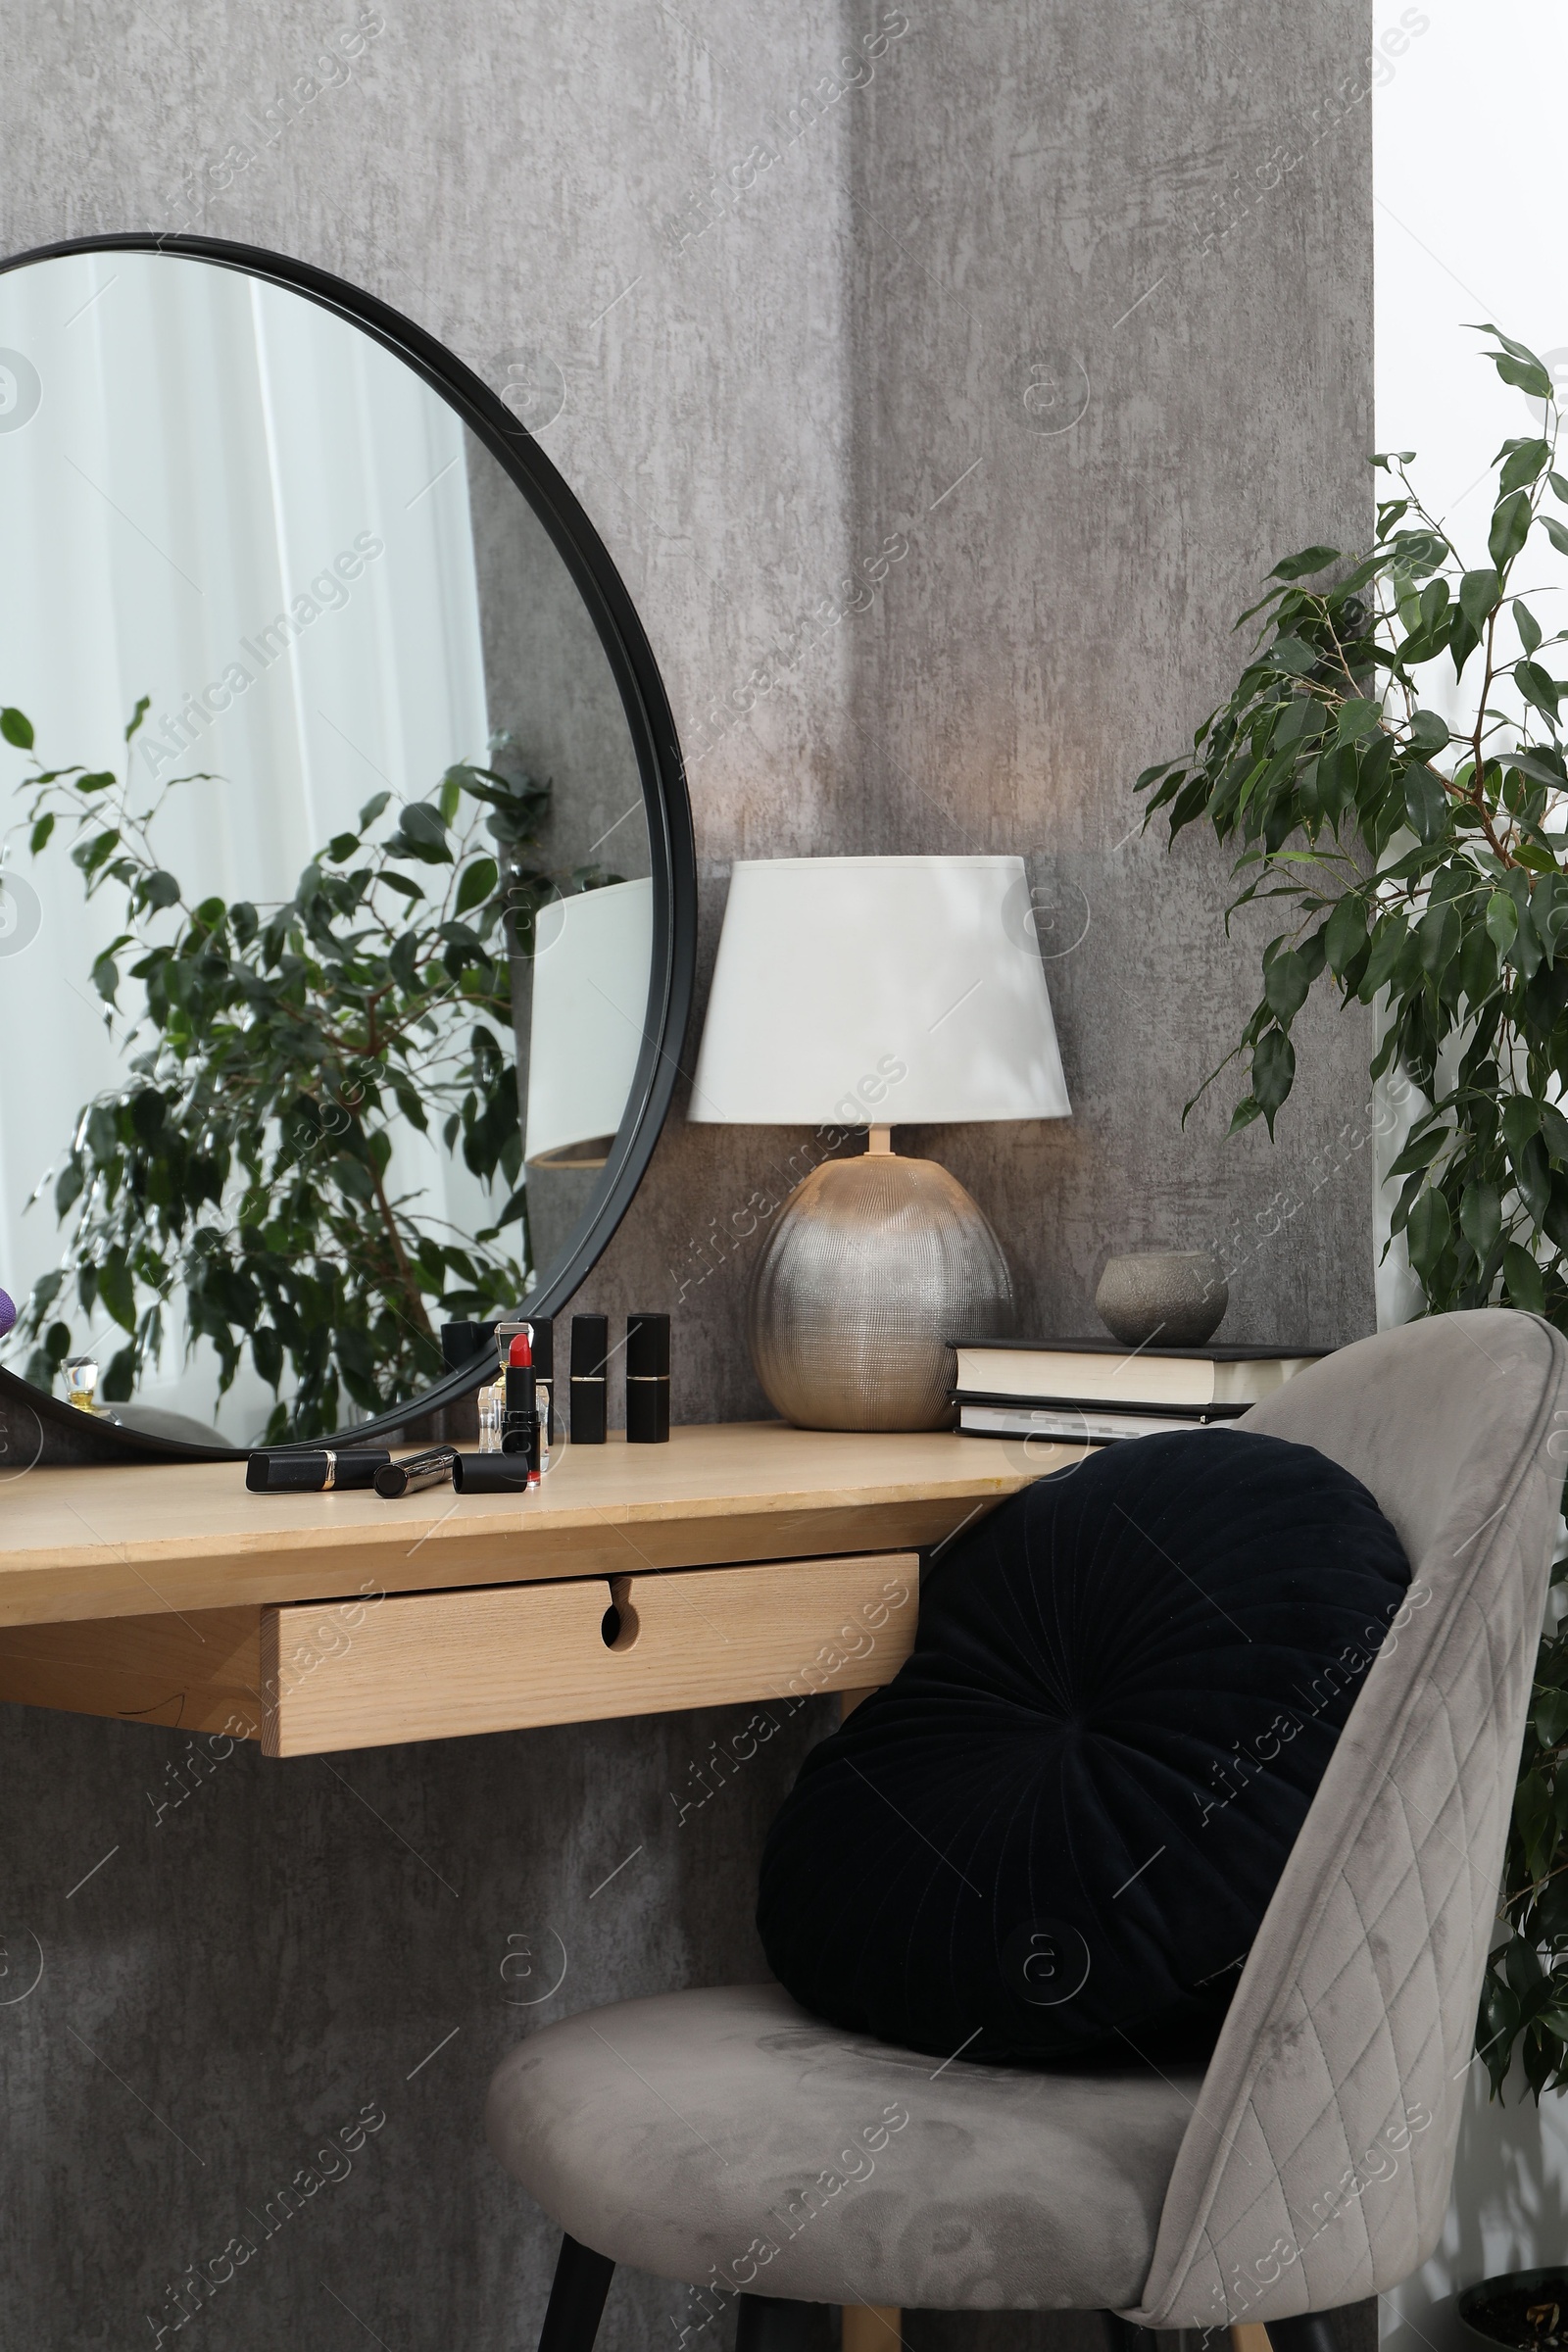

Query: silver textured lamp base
[[746, 1148, 1015, 1431]]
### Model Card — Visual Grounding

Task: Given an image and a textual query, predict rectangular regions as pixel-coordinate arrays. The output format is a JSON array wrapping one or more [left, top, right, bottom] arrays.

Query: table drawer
[[259, 1551, 919, 1756]]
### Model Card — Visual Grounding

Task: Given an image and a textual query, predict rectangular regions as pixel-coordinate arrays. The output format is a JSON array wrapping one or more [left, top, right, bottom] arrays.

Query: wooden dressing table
[[0, 1423, 1062, 1757]]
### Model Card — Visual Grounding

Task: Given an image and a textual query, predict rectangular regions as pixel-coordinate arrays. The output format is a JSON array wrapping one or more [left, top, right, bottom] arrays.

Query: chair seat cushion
[[757, 1427, 1411, 2066], [485, 1982, 1201, 2309]]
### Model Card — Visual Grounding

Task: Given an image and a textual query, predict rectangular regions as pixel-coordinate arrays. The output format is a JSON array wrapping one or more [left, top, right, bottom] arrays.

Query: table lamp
[[688, 855, 1071, 1430], [522, 877, 654, 1168]]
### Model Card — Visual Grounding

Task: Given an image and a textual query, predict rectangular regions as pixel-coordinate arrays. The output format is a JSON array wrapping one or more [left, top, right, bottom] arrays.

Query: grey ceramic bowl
[[1094, 1250, 1228, 1348]]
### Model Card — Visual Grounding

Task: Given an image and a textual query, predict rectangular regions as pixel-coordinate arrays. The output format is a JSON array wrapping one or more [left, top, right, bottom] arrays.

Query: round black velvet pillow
[[757, 1427, 1411, 2066]]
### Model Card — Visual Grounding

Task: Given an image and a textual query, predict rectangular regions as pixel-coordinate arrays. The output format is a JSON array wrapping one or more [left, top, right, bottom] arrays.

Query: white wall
[[1376, 2, 1568, 2337]]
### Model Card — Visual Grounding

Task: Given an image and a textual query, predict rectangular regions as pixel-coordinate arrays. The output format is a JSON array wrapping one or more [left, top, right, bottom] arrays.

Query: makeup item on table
[[452, 1451, 537, 1494], [373, 1445, 459, 1498], [569, 1313, 609, 1444], [64, 1354, 101, 1415], [478, 1368, 507, 1452], [626, 1311, 670, 1445], [501, 1332, 541, 1486], [529, 1317, 555, 1447], [246, 1448, 391, 1494]]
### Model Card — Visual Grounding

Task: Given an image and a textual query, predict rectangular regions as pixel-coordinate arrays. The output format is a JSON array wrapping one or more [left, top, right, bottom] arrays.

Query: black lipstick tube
[[453, 1452, 537, 1494], [569, 1313, 609, 1444], [529, 1317, 555, 1445], [503, 1357, 540, 1477], [373, 1446, 458, 1498], [246, 1448, 391, 1494], [626, 1312, 670, 1445]]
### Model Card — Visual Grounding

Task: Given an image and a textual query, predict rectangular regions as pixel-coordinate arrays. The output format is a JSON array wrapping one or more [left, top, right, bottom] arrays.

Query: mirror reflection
[[0, 250, 654, 1445]]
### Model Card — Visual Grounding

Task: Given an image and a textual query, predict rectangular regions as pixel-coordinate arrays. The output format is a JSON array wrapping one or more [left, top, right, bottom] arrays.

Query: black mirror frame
[[0, 231, 696, 1467]]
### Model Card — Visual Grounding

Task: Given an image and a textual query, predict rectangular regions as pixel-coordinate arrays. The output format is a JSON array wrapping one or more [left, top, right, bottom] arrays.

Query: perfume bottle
[[64, 1354, 100, 1415], [478, 1357, 507, 1453]]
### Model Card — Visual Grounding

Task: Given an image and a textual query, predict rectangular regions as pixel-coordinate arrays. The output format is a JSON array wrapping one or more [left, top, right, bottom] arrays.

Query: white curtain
[[0, 249, 496, 1436]]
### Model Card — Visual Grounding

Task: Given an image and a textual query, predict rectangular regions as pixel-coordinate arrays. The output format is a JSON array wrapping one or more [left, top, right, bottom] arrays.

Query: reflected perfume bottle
[[64, 1354, 100, 1414], [478, 1343, 508, 1453]]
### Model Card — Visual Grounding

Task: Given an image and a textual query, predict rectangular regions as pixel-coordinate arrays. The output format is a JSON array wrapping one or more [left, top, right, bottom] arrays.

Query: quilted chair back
[[1127, 1310, 1568, 2330]]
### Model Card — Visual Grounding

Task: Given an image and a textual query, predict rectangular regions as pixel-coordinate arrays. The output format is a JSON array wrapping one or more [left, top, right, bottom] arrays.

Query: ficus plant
[[1138, 323, 1568, 2098], [0, 705, 615, 1443]]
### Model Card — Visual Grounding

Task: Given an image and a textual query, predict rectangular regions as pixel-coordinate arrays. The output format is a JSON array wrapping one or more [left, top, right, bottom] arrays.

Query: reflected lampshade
[[523, 877, 654, 1168], [688, 856, 1070, 1127]]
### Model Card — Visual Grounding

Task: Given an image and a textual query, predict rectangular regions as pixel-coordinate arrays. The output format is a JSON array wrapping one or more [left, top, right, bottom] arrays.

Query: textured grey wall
[[0, 0, 1375, 2345]]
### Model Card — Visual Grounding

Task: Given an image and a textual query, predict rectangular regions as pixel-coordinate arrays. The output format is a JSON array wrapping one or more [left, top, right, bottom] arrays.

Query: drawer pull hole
[[602, 1577, 641, 1652]]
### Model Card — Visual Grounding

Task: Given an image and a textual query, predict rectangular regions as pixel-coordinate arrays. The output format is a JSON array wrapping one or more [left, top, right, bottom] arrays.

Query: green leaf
[[1542, 1102, 1568, 1162], [1460, 1180, 1503, 1258], [1269, 546, 1340, 581], [1358, 913, 1411, 1003], [1389, 1123, 1447, 1179], [1262, 947, 1312, 1024], [1493, 352, 1555, 402], [332, 1152, 377, 1204], [1404, 763, 1449, 843], [454, 856, 500, 917], [29, 812, 55, 856], [1460, 568, 1502, 631], [1541, 514, 1568, 561], [1334, 698, 1384, 746], [0, 706, 34, 750], [1407, 709, 1450, 756], [140, 869, 181, 911], [1500, 438, 1552, 496], [1251, 1028, 1296, 1132], [1488, 892, 1521, 956], [1406, 1186, 1453, 1281], [99, 1251, 137, 1335], [1551, 471, 1568, 505], [1415, 898, 1460, 977], [1501, 1096, 1544, 1160], [1504, 1242, 1547, 1314], [394, 802, 453, 862], [1324, 894, 1368, 977], [1516, 599, 1544, 657], [1517, 662, 1562, 725], [1491, 489, 1534, 569], [358, 790, 392, 829], [1266, 634, 1318, 675]]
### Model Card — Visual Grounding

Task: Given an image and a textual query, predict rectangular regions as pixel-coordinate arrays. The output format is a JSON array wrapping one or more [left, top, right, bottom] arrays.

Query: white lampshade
[[524, 876, 654, 1166], [689, 856, 1070, 1127]]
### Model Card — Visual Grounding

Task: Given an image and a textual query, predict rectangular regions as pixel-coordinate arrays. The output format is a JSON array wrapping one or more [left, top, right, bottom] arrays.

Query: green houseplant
[[0, 706, 614, 1441], [1138, 324, 1568, 2096]]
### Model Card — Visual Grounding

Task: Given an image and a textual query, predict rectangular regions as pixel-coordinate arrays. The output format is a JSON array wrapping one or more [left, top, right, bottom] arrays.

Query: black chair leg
[[1102, 2320, 1159, 2352], [1267, 2318, 1341, 2352], [538, 2233, 615, 2352], [734, 2294, 815, 2352]]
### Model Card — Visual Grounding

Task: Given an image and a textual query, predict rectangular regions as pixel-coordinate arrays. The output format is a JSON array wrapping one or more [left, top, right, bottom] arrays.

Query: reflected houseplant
[[0, 704, 615, 1442], [1137, 325, 1568, 2094]]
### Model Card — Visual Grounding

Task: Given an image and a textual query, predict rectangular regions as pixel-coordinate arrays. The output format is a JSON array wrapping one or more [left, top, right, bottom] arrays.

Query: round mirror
[[0, 235, 693, 1462]]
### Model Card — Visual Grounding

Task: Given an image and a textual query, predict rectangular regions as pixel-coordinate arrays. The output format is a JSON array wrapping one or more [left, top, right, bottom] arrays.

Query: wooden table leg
[[842, 2308, 901, 2352]]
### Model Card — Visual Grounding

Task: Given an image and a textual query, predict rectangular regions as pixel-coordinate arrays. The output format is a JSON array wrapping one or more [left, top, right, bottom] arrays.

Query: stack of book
[[951, 1338, 1327, 1445]]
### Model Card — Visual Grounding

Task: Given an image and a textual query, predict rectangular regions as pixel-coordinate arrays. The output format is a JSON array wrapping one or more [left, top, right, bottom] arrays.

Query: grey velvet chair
[[487, 1310, 1568, 2352]]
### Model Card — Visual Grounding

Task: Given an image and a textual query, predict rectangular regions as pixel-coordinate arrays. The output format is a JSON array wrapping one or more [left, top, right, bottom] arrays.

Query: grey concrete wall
[[0, 0, 1376, 2345]]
